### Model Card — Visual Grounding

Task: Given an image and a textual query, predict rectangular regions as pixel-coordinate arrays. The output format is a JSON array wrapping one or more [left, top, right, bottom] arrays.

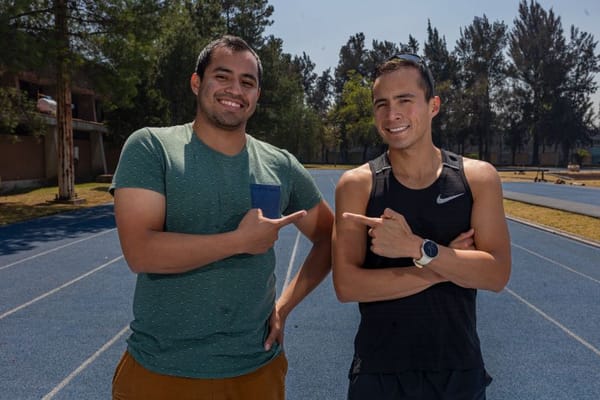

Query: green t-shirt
[[110, 123, 322, 378]]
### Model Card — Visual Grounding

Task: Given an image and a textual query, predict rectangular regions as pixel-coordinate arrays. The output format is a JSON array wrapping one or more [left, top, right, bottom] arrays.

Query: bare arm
[[344, 159, 511, 293], [332, 165, 446, 303], [426, 159, 511, 291], [275, 199, 334, 317], [264, 199, 334, 350], [114, 187, 307, 274]]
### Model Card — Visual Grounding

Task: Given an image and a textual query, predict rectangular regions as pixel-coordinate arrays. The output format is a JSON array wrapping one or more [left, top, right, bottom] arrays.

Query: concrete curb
[[503, 191, 600, 218], [506, 215, 600, 248]]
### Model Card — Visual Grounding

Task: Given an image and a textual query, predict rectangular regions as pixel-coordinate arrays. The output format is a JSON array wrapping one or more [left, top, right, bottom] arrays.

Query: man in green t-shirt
[[111, 35, 334, 400]]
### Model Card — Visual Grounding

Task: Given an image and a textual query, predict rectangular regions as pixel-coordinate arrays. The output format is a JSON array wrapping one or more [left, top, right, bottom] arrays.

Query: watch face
[[423, 240, 438, 258]]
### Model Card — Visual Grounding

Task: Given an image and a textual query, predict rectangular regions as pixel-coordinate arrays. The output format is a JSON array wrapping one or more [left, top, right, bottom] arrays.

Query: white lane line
[[0, 255, 124, 321], [282, 231, 302, 291], [505, 287, 600, 358], [506, 216, 600, 249], [512, 243, 600, 285], [0, 228, 117, 271], [41, 324, 130, 400], [330, 177, 337, 189]]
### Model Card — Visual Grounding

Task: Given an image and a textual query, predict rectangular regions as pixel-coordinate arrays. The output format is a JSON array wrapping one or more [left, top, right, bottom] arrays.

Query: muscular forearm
[[427, 247, 510, 292], [333, 264, 446, 303], [120, 229, 245, 274]]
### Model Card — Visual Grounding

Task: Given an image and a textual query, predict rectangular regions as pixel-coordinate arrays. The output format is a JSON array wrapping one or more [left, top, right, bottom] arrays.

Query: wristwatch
[[413, 239, 439, 268]]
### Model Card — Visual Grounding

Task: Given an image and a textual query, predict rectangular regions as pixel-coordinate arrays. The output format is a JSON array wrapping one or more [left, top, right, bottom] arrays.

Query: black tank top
[[351, 149, 484, 374]]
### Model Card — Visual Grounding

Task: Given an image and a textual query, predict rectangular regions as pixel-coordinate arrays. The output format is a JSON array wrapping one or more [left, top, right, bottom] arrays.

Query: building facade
[[0, 71, 120, 192]]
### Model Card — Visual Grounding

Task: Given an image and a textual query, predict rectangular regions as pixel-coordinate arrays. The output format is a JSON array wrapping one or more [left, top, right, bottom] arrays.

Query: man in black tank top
[[332, 54, 511, 400]]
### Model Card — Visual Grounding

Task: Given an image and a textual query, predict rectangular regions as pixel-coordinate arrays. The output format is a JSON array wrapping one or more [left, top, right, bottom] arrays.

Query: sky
[[265, 0, 600, 111]]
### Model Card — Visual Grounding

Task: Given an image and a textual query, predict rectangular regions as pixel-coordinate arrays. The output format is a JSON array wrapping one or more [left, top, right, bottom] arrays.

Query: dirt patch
[[550, 171, 600, 180]]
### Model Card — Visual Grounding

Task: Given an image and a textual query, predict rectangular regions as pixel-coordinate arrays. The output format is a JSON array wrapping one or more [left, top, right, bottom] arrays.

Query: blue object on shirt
[[250, 183, 281, 218]]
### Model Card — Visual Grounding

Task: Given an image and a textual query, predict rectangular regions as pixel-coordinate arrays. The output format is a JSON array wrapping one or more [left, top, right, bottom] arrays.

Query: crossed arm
[[114, 187, 334, 349], [114, 188, 309, 274], [332, 160, 511, 303]]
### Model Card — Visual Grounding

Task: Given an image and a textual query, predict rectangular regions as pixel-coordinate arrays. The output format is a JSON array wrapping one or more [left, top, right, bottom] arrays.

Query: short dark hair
[[374, 53, 435, 100], [195, 35, 263, 87]]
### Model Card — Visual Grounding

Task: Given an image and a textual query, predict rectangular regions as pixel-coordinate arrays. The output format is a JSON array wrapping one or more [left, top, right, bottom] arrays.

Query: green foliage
[[308, 68, 334, 116], [405, 35, 420, 54], [152, 2, 208, 126], [249, 37, 304, 150], [0, 87, 46, 136], [424, 20, 458, 148], [454, 14, 508, 161], [509, 0, 571, 165], [325, 1, 598, 165], [221, 0, 274, 49], [0, 1, 49, 72], [104, 79, 171, 144], [336, 71, 373, 144], [366, 40, 401, 74], [572, 148, 591, 164], [3, 0, 597, 167], [1, 0, 169, 100], [330, 70, 376, 162], [495, 83, 530, 164], [1, 0, 169, 200], [0, 0, 171, 130], [334, 33, 369, 96], [293, 52, 318, 100], [550, 26, 600, 164]]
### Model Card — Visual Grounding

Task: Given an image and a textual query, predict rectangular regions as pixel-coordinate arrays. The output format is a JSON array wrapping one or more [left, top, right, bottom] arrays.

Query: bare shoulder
[[336, 164, 372, 193], [337, 163, 372, 189], [462, 157, 501, 187], [335, 163, 372, 211]]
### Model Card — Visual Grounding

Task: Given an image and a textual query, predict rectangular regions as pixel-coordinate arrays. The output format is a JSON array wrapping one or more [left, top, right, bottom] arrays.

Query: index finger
[[275, 210, 307, 227], [342, 212, 381, 227]]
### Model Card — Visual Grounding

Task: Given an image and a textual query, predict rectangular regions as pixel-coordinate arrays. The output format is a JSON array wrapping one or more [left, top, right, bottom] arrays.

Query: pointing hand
[[343, 208, 419, 259], [238, 209, 307, 254]]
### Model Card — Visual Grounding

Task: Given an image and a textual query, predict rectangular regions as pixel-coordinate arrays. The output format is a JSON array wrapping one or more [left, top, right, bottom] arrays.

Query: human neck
[[387, 146, 442, 189], [192, 119, 247, 156]]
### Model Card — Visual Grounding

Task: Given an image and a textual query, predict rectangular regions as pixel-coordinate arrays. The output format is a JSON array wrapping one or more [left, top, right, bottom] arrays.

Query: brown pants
[[112, 351, 288, 400]]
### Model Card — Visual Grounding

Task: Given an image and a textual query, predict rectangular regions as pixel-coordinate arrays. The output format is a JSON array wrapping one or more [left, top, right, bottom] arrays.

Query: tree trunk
[[531, 126, 540, 166], [55, 0, 75, 201]]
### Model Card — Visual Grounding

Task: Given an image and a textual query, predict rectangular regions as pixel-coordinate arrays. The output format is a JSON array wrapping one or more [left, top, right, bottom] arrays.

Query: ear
[[190, 73, 200, 96], [430, 96, 441, 117]]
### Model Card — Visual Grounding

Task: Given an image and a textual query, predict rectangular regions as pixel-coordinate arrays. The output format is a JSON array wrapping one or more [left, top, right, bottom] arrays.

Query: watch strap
[[413, 239, 437, 268]]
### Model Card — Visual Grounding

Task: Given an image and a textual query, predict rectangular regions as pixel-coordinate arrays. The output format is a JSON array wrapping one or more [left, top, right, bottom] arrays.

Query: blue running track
[[1, 170, 599, 399]]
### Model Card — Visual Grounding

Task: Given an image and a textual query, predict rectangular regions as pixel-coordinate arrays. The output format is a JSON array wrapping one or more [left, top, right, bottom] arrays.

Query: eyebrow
[[373, 92, 416, 106]]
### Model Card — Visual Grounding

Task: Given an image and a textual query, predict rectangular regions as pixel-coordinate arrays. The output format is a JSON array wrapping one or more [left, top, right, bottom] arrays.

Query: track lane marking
[[0, 255, 124, 320], [0, 229, 117, 271], [282, 231, 302, 291], [41, 324, 130, 400], [505, 287, 600, 358], [512, 243, 600, 285]]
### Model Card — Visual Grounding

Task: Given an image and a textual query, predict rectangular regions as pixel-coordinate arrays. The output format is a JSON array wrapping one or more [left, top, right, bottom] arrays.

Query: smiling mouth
[[387, 125, 410, 134], [218, 98, 244, 109]]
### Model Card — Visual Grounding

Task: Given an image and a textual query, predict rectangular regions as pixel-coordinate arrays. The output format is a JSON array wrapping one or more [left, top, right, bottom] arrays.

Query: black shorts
[[347, 369, 492, 400]]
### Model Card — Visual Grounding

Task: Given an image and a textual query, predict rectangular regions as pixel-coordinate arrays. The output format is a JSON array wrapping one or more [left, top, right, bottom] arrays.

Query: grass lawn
[[0, 182, 114, 226], [1, 169, 599, 244]]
